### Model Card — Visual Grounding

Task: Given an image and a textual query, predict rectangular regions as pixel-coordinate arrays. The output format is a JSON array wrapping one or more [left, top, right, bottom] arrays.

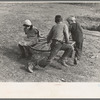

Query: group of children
[[18, 15, 83, 71]]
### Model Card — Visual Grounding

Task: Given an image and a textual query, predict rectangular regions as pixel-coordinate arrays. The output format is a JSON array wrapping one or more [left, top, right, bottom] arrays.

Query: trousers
[[74, 41, 83, 60], [47, 39, 73, 61]]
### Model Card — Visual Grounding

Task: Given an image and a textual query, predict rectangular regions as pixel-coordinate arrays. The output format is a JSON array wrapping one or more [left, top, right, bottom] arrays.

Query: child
[[67, 16, 83, 65], [44, 15, 73, 67], [18, 19, 39, 59]]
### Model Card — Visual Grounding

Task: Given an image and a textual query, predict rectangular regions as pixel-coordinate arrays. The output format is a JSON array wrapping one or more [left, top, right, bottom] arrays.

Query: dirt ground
[[0, 3, 100, 82]]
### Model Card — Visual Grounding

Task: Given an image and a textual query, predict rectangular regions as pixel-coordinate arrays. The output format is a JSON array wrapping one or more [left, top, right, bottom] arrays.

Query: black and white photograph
[[0, 0, 100, 98]]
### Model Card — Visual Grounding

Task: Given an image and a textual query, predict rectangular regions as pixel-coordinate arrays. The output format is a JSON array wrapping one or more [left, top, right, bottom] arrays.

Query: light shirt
[[47, 22, 69, 43], [19, 26, 39, 46]]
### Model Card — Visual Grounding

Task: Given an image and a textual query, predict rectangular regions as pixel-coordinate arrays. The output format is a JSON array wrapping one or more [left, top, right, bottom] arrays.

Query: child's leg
[[61, 43, 73, 60], [74, 41, 83, 64], [55, 43, 73, 67], [61, 48, 73, 60], [38, 40, 62, 68], [47, 40, 62, 62], [75, 42, 83, 60]]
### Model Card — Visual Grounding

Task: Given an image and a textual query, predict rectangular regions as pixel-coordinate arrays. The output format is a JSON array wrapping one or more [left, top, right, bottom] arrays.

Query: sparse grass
[[0, 3, 100, 82]]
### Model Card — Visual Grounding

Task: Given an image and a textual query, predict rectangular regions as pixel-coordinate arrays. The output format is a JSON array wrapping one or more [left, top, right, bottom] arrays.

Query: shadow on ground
[[0, 45, 28, 69]]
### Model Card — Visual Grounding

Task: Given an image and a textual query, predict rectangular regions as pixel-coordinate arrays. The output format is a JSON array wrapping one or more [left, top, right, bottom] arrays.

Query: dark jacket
[[70, 22, 83, 43]]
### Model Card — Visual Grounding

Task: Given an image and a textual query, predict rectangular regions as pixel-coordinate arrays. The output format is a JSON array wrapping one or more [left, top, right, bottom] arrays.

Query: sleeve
[[63, 24, 69, 43], [24, 28, 27, 34], [69, 25, 72, 32], [77, 22, 83, 32], [34, 28, 39, 37], [47, 26, 54, 43]]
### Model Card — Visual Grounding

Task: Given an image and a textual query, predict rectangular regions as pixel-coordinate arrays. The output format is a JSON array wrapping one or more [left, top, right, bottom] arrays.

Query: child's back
[[70, 22, 83, 43]]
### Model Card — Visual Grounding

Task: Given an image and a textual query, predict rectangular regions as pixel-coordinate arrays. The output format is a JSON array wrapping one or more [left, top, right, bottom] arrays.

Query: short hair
[[55, 15, 63, 23], [67, 16, 76, 22]]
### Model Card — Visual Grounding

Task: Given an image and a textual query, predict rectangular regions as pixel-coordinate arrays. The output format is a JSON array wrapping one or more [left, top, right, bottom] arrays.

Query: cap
[[23, 19, 32, 26]]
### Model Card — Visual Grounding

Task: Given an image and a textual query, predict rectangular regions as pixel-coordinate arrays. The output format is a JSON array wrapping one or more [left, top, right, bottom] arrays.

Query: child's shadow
[[1, 45, 28, 71]]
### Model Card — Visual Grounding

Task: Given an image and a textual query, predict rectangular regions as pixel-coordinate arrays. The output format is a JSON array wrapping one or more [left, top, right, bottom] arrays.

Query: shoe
[[27, 62, 35, 73], [58, 59, 68, 67], [74, 57, 77, 65], [61, 60, 69, 67]]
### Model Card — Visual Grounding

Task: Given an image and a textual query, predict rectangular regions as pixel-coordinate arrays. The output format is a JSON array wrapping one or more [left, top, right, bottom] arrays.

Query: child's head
[[23, 19, 32, 29], [55, 15, 63, 23], [67, 16, 76, 24]]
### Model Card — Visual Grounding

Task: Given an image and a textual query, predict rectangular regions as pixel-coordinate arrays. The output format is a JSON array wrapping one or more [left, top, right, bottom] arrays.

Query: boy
[[45, 15, 73, 67], [67, 16, 83, 64]]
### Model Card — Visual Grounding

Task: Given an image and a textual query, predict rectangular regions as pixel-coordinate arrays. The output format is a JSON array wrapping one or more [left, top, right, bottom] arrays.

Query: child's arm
[[34, 28, 40, 37], [63, 24, 69, 43], [47, 26, 54, 43]]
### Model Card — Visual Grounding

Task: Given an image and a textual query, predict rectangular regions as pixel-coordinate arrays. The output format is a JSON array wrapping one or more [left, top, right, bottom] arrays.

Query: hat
[[23, 19, 32, 26], [67, 16, 76, 21]]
